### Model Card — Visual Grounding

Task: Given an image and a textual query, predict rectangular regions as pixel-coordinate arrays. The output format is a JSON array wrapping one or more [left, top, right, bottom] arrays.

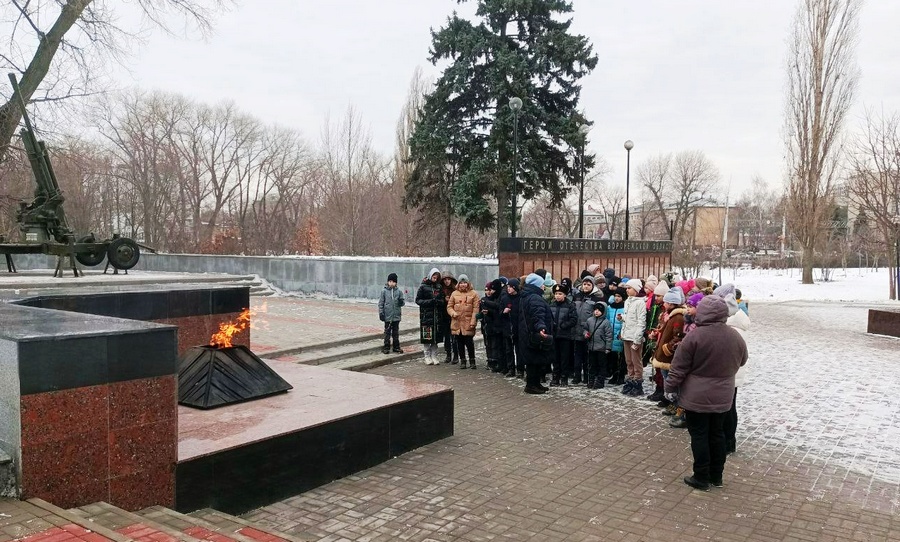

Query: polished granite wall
[[15, 286, 250, 355], [0, 284, 250, 510]]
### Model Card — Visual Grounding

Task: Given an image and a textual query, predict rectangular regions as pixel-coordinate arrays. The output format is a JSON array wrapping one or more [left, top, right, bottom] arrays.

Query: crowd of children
[[380, 266, 750, 435]]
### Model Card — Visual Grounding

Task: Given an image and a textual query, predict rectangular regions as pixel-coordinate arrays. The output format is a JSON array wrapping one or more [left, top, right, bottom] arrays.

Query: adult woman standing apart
[[518, 273, 554, 394], [620, 278, 648, 396], [415, 268, 445, 365], [447, 274, 480, 369], [665, 295, 748, 491]]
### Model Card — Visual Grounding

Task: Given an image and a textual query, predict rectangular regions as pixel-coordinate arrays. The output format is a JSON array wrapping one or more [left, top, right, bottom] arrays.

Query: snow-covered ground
[[714, 266, 900, 303]]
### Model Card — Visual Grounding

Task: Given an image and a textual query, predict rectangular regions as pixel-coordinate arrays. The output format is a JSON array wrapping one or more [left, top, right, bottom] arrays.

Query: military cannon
[[1, 73, 147, 277]]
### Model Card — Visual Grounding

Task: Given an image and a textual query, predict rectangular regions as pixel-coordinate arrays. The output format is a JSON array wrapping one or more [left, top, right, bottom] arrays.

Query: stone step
[[318, 336, 487, 372], [6, 499, 132, 542], [186, 509, 309, 542], [270, 335, 422, 365], [263, 326, 418, 359], [69, 502, 200, 542], [138, 506, 258, 542]]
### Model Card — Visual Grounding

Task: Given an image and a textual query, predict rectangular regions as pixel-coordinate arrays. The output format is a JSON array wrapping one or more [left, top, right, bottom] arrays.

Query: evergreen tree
[[406, 0, 597, 241]]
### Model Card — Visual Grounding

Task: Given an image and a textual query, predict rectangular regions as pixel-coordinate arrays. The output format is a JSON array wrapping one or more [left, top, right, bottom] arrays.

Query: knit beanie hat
[[695, 277, 711, 291], [458, 274, 469, 284], [624, 278, 643, 292], [653, 282, 670, 296], [581, 276, 596, 287], [586, 264, 601, 276], [490, 279, 504, 292], [645, 274, 659, 287], [560, 277, 572, 291], [544, 277, 557, 288], [507, 278, 520, 290], [686, 292, 705, 307], [713, 283, 736, 298], [580, 269, 592, 280], [534, 268, 548, 279], [525, 273, 544, 288], [663, 286, 685, 305], [387, 273, 398, 283]]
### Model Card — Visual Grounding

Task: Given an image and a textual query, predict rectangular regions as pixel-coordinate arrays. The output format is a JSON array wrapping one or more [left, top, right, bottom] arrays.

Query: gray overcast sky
[[116, 0, 900, 197]]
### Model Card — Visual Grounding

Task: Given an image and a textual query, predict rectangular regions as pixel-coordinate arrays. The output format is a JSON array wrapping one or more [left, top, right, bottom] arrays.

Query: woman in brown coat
[[448, 274, 480, 369]]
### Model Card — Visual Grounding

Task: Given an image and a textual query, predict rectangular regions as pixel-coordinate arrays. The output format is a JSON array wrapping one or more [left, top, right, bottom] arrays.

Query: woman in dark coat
[[518, 273, 555, 394], [415, 267, 445, 365]]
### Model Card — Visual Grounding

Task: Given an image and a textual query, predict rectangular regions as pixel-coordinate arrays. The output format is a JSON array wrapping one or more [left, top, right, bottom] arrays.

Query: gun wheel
[[75, 234, 106, 267], [107, 237, 140, 270]]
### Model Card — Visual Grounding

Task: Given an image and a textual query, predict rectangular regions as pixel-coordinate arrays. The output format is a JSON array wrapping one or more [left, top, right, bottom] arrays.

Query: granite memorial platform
[[176, 362, 453, 514], [0, 277, 453, 513]]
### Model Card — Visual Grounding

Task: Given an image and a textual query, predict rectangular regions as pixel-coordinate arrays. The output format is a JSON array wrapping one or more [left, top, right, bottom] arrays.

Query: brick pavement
[[242, 299, 900, 541]]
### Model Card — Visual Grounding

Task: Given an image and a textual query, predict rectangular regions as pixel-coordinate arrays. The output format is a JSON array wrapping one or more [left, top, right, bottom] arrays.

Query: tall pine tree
[[406, 0, 597, 243]]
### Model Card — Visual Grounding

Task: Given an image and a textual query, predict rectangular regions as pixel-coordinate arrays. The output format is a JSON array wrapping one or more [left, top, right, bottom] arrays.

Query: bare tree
[[784, 0, 860, 283], [0, 0, 231, 163], [638, 151, 719, 252], [636, 153, 673, 239], [847, 109, 900, 298]]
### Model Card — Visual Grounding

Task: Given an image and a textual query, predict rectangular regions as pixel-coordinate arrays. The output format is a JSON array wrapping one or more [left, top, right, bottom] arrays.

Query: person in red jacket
[[665, 295, 748, 491]]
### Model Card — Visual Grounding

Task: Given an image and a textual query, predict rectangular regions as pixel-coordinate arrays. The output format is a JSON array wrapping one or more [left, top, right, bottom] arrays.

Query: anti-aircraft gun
[[1, 73, 144, 277]]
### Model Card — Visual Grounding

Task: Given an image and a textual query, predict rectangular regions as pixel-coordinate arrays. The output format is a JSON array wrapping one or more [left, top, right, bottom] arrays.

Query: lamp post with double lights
[[623, 139, 634, 240], [577, 123, 590, 238], [509, 97, 523, 238]]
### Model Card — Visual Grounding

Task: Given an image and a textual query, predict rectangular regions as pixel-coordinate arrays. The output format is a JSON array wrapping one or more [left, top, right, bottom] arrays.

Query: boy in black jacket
[[479, 279, 505, 372], [549, 283, 578, 386]]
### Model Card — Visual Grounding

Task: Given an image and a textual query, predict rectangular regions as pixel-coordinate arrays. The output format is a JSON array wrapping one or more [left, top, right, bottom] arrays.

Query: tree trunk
[[0, 0, 92, 163], [444, 199, 452, 257], [802, 245, 815, 284], [496, 184, 509, 246]]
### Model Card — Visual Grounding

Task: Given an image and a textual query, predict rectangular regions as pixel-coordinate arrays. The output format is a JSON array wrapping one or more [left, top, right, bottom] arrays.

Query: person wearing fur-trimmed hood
[[415, 267, 445, 365]]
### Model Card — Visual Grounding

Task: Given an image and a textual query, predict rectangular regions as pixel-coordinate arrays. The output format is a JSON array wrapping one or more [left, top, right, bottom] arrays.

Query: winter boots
[[669, 408, 687, 428], [382, 346, 391, 354]]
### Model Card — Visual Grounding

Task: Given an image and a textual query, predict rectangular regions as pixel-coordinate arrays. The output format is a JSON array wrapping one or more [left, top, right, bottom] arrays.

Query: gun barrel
[[7, 73, 36, 135]]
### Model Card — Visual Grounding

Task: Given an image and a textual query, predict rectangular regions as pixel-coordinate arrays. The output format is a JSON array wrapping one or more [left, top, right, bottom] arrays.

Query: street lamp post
[[577, 123, 590, 238], [509, 97, 523, 238], [623, 139, 634, 240]]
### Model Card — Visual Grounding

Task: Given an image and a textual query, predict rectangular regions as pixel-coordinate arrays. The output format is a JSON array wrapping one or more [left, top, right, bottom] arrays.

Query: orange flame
[[210, 307, 252, 348]]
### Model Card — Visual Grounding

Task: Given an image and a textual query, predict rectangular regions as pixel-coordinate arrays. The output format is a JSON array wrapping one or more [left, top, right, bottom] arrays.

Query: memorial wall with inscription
[[498, 237, 673, 281]]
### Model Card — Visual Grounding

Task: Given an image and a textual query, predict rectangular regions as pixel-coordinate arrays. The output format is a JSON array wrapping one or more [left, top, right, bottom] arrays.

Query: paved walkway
[[242, 298, 900, 541]]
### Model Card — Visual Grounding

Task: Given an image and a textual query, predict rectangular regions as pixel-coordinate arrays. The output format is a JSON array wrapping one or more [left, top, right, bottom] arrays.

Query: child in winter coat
[[379, 272, 405, 354], [549, 283, 578, 386], [584, 302, 613, 389], [620, 278, 648, 396], [605, 289, 627, 385], [447, 274, 480, 369], [573, 276, 605, 384], [440, 272, 460, 363], [479, 279, 505, 372]]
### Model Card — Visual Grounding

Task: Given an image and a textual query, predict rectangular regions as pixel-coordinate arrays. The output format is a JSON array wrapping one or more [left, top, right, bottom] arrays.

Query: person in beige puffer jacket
[[448, 274, 480, 369]]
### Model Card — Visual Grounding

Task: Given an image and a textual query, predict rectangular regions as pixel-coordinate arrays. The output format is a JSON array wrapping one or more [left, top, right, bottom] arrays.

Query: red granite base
[[19, 376, 177, 510], [154, 313, 250, 356]]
